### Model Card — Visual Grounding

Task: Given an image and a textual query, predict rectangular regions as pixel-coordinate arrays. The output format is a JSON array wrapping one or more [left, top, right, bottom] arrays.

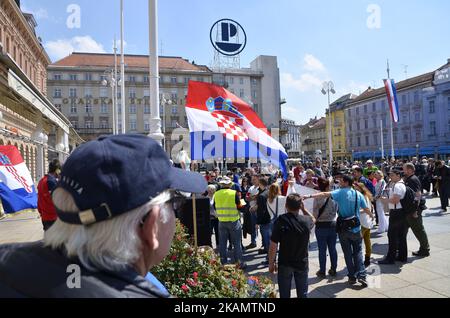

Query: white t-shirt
[[388, 181, 406, 210], [267, 196, 287, 219], [248, 185, 259, 208], [360, 196, 373, 229]]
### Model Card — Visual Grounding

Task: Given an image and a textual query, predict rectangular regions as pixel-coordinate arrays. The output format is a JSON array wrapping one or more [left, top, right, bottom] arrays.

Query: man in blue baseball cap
[[0, 134, 207, 298]]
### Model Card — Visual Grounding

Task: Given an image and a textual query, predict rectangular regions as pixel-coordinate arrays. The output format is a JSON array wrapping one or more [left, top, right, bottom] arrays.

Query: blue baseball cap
[[55, 134, 207, 225]]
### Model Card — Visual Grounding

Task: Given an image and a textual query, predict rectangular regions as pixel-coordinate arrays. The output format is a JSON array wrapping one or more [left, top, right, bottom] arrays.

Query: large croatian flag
[[383, 79, 400, 123], [0, 146, 37, 214], [186, 81, 288, 178]]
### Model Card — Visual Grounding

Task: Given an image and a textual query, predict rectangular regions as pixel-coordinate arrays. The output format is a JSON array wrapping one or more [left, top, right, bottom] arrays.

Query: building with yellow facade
[[325, 94, 357, 162]]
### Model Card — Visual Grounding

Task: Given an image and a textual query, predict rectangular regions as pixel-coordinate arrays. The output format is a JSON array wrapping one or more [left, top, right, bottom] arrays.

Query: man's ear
[[141, 206, 160, 252]]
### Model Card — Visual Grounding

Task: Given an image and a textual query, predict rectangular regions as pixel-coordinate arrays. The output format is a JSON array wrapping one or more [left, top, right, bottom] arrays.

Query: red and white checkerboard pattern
[[211, 113, 249, 142]]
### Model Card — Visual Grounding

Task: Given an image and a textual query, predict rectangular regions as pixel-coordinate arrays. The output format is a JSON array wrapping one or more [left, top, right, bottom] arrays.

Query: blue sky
[[21, 0, 450, 125]]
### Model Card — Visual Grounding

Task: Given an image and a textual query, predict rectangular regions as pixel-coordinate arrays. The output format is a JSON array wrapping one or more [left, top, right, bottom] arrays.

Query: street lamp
[[160, 95, 172, 152], [101, 70, 118, 135], [321, 81, 336, 168], [416, 144, 419, 159]]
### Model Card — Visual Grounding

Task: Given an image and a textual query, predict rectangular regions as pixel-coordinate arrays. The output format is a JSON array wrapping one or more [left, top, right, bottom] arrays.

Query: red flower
[[170, 255, 177, 261], [232, 280, 238, 287], [181, 284, 189, 292], [193, 272, 198, 280]]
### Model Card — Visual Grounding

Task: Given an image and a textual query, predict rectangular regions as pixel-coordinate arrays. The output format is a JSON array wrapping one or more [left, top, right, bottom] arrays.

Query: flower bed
[[152, 221, 276, 298]]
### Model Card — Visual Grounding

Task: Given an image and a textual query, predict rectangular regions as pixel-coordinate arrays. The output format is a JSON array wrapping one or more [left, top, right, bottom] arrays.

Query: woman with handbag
[[313, 178, 339, 278]]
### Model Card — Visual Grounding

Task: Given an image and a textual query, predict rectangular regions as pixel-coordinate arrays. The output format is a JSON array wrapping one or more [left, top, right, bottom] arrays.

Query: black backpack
[[397, 184, 417, 214]]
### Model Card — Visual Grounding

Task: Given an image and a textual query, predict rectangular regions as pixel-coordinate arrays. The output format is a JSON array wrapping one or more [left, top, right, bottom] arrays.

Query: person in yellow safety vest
[[213, 176, 247, 269]]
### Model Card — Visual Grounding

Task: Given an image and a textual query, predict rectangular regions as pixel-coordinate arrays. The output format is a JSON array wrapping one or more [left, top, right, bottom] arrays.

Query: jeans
[[219, 220, 243, 265], [277, 265, 308, 298], [387, 210, 408, 261], [406, 213, 430, 252], [338, 230, 366, 279], [259, 223, 272, 252], [315, 226, 337, 273]]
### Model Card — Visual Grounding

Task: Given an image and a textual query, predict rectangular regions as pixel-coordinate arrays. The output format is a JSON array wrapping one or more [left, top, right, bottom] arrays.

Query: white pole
[[120, 0, 126, 134], [390, 114, 395, 160], [380, 119, 384, 159], [148, 0, 164, 144], [114, 36, 118, 135], [327, 90, 333, 167]]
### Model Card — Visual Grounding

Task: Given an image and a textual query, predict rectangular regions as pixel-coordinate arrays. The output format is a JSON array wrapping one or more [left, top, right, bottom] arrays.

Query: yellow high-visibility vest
[[214, 189, 240, 222]]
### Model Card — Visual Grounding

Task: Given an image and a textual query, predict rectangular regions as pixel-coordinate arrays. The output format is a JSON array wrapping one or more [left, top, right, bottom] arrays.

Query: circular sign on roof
[[210, 19, 247, 57]]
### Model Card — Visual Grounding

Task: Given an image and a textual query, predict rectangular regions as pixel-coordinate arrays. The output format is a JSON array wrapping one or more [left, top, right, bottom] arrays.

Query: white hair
[[44, 188, 172, 272]]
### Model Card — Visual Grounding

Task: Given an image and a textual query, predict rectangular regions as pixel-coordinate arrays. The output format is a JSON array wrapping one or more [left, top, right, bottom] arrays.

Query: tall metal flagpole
[[387, 59, 395, 160], [120, 0, 126, 134], [380, 119, 385, 159], [148, 0, 164, 145], [113, 37, 118, 135]]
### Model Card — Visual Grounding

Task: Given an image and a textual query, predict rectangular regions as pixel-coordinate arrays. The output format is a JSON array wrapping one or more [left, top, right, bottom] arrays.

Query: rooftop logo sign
[[210, 19, 247, 56]]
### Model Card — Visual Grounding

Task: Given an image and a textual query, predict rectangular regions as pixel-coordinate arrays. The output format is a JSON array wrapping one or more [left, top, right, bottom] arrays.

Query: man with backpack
[[403, 163, 430, 257], [379, 168, 410, 264]]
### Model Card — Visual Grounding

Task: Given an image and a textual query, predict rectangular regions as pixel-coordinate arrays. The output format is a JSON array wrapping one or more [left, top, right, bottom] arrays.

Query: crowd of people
[[0, 132, 448, 298], [203, 156, 450, 298]]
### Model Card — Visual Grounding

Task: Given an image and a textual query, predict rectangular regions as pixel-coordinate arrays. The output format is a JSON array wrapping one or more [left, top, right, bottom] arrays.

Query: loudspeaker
[[178, 197, 212, 247]]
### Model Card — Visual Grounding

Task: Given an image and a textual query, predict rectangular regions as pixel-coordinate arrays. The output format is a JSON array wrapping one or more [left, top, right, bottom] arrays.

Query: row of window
[[53, 73, 206, 84], [227, 77, 257, 86], [348, 113, 422, 131], [58, 103, 180, 115], [55, 88, 182, 101], [71, 119, 185, 131]]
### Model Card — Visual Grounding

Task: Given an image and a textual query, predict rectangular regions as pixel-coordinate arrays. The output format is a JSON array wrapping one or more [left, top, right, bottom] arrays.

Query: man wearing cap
[[0, 134, 207, 298], [379, 168, 408, 264], [213, 177, 247, 269], [363, 160, 378, 178]]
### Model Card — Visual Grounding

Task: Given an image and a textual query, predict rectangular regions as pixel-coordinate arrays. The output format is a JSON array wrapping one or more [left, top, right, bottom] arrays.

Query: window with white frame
[[70, 101, 77, 114], [85, 73, 92, 81], [239, 89, 244, 98], [144, 121, 150, 131], [54, 88, 62, 98], [70, 74, 78, 81], [85, 101, 92, 113], [69, 88, 77, 97], [85, 119, 93, 129], [239, 78, 244, 85], [85, 88, 92, 98], [54, 74, 62, 80], [100, 102, 108, 114], [144, 89, 150, 97], [100, 119, 109, 129], [130, 119, 137, 131], [171, 77, 177, 84], [129, 104, 137, 114], [129, 88, 136, 98], [144, 104, 150, 114]]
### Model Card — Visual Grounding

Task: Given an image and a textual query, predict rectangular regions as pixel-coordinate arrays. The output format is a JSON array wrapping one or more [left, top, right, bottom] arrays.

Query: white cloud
[[281, 72, 325, 93], [303, 54, 326, 72], [45, 36, 106, 61], [346, 80, 371, 95]]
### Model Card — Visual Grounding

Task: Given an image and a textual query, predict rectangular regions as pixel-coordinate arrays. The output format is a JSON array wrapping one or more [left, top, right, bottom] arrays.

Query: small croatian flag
[[383, 79, 400, 123], [0, 146, 37, 214]]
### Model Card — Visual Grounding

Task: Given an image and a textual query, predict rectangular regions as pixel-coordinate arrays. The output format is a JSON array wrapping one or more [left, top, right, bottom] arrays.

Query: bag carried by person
[[336, 190, 360, 233], [395, 183, 418, 214]]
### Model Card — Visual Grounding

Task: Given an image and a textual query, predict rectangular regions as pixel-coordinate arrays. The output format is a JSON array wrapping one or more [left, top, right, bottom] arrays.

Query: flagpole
[[148, 0, 164, 144], [192, 194, 198, 250], [120, 0, 126, 134], [380, 119, 384, 160], [390, 111, 395, 160]]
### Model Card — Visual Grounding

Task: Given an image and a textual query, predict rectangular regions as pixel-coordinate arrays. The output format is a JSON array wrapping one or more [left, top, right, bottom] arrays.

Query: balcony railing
[[77, 128, 113, 135]]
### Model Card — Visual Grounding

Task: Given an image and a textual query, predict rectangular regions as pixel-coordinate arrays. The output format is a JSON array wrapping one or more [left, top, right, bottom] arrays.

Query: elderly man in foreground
[[0, 134, 207, 298]]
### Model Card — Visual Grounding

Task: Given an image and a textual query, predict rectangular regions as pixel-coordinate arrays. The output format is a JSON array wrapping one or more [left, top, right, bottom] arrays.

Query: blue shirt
[[358, 176, 376, 197], [331, 187, 368, 233]]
